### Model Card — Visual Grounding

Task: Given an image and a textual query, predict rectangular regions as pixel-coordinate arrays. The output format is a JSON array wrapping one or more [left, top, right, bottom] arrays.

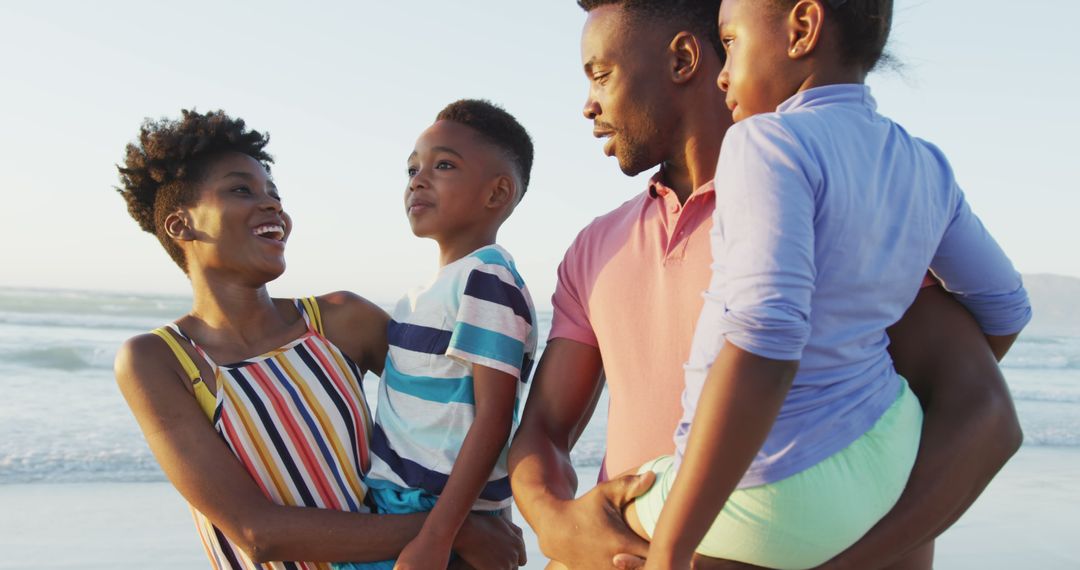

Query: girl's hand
[[394, 533, 451, 570]]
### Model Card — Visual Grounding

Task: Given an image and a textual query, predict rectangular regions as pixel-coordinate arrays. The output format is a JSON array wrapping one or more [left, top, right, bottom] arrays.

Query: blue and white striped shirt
[[367, 245, 537, 511]]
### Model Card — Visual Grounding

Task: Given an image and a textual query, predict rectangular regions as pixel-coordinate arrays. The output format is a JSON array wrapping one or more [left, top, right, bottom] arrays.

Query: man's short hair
[[577, 0, 723, 57]]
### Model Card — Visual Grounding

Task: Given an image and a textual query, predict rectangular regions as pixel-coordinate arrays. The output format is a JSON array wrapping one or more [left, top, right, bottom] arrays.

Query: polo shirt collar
[[648, 168, 716, 200]]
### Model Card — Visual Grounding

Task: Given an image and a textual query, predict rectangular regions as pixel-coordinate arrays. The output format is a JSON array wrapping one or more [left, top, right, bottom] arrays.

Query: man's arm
[[819, 285, 1023, 570], [508, 338, 655, 568]]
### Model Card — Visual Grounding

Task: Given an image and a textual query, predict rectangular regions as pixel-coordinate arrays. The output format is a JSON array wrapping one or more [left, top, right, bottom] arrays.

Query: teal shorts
[[634, 381, 922, 570]]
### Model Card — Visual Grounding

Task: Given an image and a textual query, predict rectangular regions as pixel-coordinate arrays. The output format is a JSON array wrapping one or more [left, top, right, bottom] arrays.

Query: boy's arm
[[817, 285, 1022, 570], [395, 364, 518, 570]]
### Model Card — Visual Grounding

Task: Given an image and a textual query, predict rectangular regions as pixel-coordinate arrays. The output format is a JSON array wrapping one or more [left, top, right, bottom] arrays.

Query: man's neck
[[658, 92, 730, 204]]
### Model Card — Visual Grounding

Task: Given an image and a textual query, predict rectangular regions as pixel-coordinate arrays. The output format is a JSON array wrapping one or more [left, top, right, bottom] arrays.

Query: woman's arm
[[115, 333, 524, 567], [395, 364, 519, 570], [318, 291, 390, 375]]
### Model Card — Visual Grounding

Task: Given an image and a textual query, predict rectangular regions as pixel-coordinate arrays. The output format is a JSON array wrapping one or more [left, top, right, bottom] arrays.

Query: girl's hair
[[773, 0, 893, 72], [116, 110, 273, 273]]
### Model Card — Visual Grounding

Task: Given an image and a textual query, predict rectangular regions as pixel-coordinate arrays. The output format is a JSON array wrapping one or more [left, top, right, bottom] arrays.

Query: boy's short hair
[[436, 99, 534, 198]]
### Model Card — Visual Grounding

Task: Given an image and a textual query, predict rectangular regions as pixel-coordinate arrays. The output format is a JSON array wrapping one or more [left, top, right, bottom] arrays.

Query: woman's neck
[[185, 268, 292, 346]]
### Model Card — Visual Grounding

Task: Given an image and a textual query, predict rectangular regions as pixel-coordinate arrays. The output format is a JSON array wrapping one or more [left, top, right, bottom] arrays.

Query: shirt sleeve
[[548, 236, 600, 347], [702, 117, 819, 362], [930, 181, 1032, 335], [447, 264, 534, 379]]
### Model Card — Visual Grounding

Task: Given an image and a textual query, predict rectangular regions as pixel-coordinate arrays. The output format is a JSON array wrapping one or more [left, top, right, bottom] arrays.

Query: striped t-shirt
[[366, 244, 537, 511]]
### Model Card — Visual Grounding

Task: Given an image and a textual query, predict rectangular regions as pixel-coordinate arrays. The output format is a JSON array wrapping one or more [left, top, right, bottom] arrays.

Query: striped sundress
[[152, 297, 374, 570]]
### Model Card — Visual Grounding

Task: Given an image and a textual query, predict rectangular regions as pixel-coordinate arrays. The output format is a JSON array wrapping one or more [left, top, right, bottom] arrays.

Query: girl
[[113, 110, 526, 570], [624, 1, 1031, 568]]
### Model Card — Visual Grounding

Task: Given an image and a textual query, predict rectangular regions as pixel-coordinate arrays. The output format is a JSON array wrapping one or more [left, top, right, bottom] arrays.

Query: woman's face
[[179, 151, 292, 284]]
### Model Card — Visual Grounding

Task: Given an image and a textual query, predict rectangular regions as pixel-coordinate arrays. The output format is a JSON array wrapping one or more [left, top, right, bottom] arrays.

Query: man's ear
[[668, 31, 702, 85], [487, 175, 517, 210], [164, 210, 195, 241], [786, 0, 826, 60]]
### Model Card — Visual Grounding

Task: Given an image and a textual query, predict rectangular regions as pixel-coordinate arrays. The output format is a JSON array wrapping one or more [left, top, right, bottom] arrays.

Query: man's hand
[[454, 513, 527, 570], [537, 471, 655, 568]]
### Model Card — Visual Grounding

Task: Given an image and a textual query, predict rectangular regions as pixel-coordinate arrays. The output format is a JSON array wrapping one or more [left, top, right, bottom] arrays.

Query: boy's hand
[[454, 513, 527, 569], [394, 533, 451, 570]]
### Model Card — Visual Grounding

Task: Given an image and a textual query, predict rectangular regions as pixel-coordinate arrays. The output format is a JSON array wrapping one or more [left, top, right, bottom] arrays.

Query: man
[[508, 1, 1023, 568]]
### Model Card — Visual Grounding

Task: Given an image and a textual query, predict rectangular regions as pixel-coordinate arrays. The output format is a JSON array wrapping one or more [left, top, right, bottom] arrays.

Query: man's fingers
[[604, 471, 657, 506], [613, 553, 647, 570]]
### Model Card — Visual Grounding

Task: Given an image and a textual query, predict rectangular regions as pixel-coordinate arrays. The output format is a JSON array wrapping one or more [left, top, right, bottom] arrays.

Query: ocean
[[1, 286, 1077, 485]]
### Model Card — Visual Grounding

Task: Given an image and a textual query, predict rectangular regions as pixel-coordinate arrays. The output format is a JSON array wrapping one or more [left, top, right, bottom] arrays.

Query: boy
[[336, 99, 537, 570]]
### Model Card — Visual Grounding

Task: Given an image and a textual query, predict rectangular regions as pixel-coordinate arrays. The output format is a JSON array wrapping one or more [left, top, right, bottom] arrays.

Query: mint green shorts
[[634, 381, 922, 570]]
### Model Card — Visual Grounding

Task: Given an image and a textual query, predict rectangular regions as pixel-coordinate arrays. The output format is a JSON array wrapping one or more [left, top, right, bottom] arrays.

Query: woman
[[113, 109, 527, 569]]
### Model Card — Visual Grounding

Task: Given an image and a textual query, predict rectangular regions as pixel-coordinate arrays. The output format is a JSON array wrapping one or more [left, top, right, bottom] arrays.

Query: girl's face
[[716, 0, 801, 122], [180, 151, 292, 283]]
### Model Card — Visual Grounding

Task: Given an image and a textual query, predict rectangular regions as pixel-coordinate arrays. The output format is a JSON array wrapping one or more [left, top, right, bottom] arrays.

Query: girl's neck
[[796, 62, 866, 94]]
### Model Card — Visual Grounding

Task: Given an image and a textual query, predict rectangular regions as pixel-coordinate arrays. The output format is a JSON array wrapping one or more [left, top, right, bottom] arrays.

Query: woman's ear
[[164, 210, 195, 241], [786, 0, 826, 59]]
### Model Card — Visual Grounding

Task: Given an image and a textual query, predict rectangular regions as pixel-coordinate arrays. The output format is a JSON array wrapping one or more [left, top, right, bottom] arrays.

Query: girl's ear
[[786, 0, 826, 59], [164, 210, 195, 241]]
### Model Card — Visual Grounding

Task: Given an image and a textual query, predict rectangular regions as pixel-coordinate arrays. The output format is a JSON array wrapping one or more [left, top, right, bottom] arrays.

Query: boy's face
[[405, 120, 502, 241], [716, 0, 799, 122]]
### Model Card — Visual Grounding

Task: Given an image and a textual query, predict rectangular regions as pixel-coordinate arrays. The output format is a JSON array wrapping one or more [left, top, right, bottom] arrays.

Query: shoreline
[[2, 447, 1077, 569]]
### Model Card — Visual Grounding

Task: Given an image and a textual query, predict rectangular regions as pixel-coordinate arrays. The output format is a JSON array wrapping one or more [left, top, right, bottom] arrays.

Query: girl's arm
[[115, 333, 524, 568], [395, 364, 518, 570], [647, 117, 817, 569], [644, 347, 797, 568]]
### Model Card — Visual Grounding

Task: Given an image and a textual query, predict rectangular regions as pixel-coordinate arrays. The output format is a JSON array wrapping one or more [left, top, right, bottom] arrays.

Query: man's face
[[580, 6, 675, 176]]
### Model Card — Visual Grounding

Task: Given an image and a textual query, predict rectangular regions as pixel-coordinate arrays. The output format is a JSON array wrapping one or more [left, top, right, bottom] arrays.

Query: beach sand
[[2, 447, 1077, 569]]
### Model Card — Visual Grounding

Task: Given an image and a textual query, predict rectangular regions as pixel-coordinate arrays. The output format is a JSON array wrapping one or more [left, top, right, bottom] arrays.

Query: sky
[[1, 1, 1077, 308]]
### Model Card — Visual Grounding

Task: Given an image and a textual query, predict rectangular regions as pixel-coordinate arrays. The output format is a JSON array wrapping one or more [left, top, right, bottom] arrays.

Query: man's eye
[[593, 72, 610, 84]]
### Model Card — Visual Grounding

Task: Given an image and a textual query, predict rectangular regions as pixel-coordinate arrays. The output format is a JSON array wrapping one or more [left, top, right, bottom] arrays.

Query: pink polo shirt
[[549, 171, 715, 480]]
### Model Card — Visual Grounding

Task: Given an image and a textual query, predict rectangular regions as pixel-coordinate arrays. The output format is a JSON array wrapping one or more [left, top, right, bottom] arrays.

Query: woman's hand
[[453, 513, 527, 569]]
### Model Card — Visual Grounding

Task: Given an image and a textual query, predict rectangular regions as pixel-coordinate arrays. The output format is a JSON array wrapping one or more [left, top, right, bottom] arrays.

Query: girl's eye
[[435, 161, 455, 170], [406, 166, 418, 177], [232, 186, 252, 195]]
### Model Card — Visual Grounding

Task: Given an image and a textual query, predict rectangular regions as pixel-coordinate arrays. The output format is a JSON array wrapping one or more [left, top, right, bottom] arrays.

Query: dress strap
[[150, 326, 218, 422], [297, 296, 325, 336]]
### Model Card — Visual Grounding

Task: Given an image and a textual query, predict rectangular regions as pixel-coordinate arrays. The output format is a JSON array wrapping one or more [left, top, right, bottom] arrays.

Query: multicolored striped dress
[[151, 297, 374, 570]]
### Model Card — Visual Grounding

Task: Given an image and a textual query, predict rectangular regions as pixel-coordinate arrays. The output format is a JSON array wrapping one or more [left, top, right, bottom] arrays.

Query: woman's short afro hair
[[116, 109, 273, 273]]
